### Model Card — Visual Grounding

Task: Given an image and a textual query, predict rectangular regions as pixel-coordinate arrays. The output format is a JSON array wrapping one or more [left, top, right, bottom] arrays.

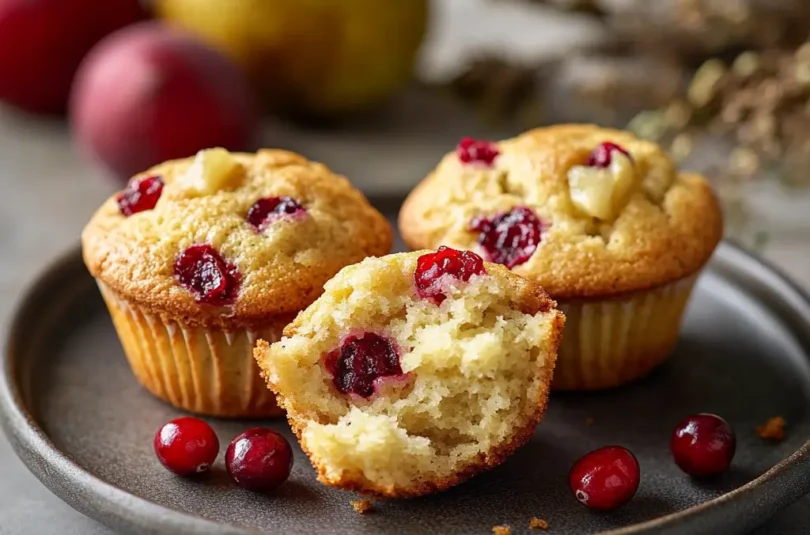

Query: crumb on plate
[[493, 525, 511, 535], [350, 499, 374, 514], [529, 516, 550, 530], [757, 416, 786, 441]]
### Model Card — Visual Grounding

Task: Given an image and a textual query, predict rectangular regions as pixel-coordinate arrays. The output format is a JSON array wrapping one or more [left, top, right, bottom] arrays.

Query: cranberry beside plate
[[2, 197, 810, 535]]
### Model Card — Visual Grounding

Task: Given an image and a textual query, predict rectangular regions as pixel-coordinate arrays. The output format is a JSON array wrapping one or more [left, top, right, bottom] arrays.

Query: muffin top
[[399, 124, 723, 299], [82, 148, 392, 327]]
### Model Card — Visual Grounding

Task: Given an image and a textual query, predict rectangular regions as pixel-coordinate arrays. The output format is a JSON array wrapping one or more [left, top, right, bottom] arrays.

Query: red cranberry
[[415, 246, 486, 304], [174, 244, 241, 305], [457, 137, 499, 165], [585, 142, 632, 168], [116, 175, 164, 216], [671, 413, 736, 477], [226, 427, 293, 492], [153, 417, 219, 477], [569, 446, 640, 511], [323, 333, 403, 399], [246, 196, 305, 231], [469, 206, 545, 268]]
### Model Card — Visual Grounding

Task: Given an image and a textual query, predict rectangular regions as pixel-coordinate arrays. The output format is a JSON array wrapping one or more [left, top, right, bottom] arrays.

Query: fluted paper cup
[[98, 282, 285, 418], [552, 276, 697, 390]]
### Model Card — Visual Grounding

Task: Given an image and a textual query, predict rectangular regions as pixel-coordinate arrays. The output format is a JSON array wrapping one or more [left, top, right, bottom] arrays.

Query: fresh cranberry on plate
[[226, 427, 293, 492], [154, 417, 219, 477], [671, 413, 736, 477], [570, 445, 640, 511]]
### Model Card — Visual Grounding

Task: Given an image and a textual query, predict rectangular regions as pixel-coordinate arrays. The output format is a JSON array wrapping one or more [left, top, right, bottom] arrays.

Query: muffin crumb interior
[[256, 253, 562, 495]]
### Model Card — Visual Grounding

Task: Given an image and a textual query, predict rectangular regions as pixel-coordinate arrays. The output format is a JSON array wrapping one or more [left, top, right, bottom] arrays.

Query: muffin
[[399, 125, 723, 390], [82, 148, 391, 417], [254, 248, 564, 497]]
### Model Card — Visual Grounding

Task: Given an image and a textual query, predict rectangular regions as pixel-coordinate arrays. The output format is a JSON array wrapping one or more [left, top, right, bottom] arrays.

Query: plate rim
[[2, 241, 810, 535]]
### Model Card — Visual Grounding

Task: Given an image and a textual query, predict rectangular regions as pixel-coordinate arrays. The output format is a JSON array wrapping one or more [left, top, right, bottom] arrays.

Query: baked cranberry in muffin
[[323, 332, 405, 399], [414, 245, 485, 303], [116, 175, 164, 216], [468, 206, 546, 268], [247, 196, 305, 231], [456, 137, 499, 165]]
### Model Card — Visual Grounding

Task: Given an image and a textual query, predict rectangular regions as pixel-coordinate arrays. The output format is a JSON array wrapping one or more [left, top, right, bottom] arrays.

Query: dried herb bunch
[[439, 51, 684, 128], [515, 0, 810, 60], [629, 42, 810, 189], [624, 41, 810, 248]]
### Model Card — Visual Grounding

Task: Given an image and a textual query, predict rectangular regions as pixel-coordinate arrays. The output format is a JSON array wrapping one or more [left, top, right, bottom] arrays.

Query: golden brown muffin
[[399, 125, 723, 390], [82, 148, 391, 417], [255, 248, 564, 498]]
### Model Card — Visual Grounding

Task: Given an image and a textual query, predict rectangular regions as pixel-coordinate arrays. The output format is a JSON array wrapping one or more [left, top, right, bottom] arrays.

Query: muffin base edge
[[553, 274, 697, 391], [98, 281, 286, 418]]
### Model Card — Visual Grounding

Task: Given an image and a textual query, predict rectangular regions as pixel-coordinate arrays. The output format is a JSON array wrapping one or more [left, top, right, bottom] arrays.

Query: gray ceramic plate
[[3, 198, 810, 535]]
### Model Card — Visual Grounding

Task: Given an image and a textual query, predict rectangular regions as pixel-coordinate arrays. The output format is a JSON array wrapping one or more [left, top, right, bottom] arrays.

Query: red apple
[[70, 22, 260, 180], [0, 0, 146, 114]]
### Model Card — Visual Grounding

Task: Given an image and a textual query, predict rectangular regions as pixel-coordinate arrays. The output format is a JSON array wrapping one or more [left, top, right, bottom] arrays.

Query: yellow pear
[[155, 0, 429, 116]]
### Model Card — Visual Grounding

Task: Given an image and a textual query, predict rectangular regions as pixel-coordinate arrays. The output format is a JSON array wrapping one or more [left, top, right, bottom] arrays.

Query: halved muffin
[[254, 248, 564, 497]]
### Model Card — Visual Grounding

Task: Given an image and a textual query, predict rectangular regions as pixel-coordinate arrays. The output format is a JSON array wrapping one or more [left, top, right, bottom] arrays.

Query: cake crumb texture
[[492, 525, 511, 535], [529, 517, 549, 530], [255, 251, 564, 497], [350, 499, 374, 514]]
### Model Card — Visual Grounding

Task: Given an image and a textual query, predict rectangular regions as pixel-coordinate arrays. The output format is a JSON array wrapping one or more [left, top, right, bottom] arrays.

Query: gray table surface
[[2, 1, 810, 533]]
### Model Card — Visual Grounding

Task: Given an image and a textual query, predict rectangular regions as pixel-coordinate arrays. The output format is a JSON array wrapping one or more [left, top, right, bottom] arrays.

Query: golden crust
[[254, 251, 564, 498], [399, 124, 723, 299], [82, 149, 392, 328]]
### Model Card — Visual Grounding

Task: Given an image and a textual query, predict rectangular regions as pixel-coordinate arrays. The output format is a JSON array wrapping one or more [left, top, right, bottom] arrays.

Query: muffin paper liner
[[97, 282, 284, 418], [552, 275, 697, 390]]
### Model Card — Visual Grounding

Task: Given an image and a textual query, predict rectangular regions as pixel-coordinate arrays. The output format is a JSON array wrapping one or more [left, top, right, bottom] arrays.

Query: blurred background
[[1, 0, 810, 532], [3, 0, 810, 259], [3, 0, 810, 278]]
